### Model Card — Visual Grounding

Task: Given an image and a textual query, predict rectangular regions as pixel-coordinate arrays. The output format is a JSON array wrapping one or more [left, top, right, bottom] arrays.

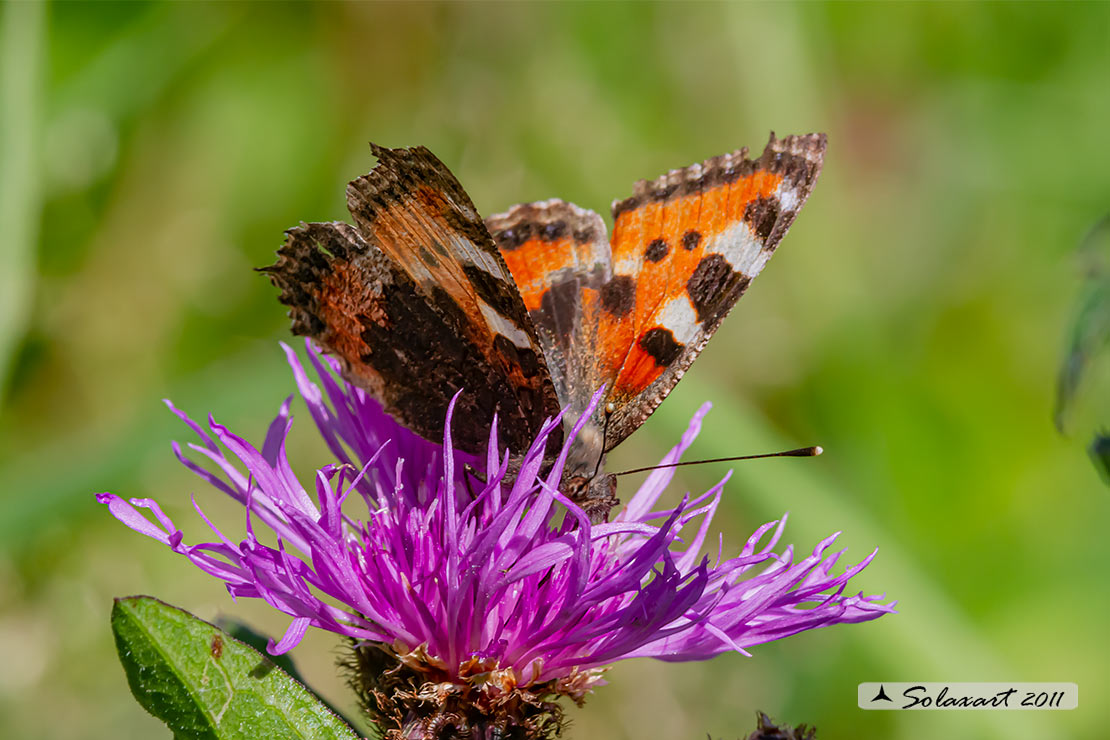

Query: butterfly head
[[562, 470, 618, 524]]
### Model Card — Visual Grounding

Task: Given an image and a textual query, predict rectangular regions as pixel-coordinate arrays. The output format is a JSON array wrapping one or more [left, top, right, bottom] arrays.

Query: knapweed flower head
[[99, 340, 893, 739]]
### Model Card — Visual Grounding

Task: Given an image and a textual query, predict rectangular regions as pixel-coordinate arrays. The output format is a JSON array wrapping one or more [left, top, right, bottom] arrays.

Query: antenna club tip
[[813, 445, 823, 456]]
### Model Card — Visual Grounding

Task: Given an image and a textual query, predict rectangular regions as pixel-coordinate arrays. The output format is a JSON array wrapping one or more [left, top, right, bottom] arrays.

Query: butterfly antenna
[[613, 445, 822, 477], [591, 402, 615, 479]]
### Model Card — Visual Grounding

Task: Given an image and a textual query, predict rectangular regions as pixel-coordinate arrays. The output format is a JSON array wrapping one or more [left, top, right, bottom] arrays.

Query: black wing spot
[[644, 238, 669, 263], [541, 220, 567, 241], [743, 196, 780, 241], [638, 327, 684, 367], [600, 275, 635, 317], [682, 230, 702, 251], [687, 254, 751, 325], [495, 223, 533, 250]]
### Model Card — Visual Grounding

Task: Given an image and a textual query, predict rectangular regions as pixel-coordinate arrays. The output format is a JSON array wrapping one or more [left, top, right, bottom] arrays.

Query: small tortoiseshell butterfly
[[264, 133, 826, 520]]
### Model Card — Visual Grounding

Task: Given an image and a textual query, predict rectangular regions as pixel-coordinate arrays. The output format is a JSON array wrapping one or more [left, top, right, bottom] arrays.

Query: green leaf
[[215, 618, 306, 684], [111, 596, 361, 740], [216, 618, 359, 729]]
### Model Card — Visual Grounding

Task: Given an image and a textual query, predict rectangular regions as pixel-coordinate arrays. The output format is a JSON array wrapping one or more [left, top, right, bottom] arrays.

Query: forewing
[[265, 145, 564, 455], [600, 132, 827, 447]]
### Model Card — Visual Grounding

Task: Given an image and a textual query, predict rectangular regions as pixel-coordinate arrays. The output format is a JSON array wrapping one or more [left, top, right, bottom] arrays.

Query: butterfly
[[264, 133, 826, 521]]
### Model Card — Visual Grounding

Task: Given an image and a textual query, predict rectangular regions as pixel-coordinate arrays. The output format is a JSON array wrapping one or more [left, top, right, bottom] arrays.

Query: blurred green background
[[1, 2, 1107, 739]]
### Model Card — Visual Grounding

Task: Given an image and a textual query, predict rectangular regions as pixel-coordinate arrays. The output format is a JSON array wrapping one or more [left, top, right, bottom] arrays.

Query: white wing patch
[[656, 294, 701, 345], [777, 185, 800, 213], [706, 221, 769, 277], [478, 300, 532, 349]]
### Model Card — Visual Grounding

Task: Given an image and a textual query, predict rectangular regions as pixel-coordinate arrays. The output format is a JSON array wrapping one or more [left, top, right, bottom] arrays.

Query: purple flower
[[98, 340, 893, 730]]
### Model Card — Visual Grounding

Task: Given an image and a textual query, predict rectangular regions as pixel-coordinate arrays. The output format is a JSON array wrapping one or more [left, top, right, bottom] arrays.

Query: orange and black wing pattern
[[488, 133, 825, 453], [600, 132, 826, 446], [486, 200, 613, 422], [265, 146, 562, 455], [267, 135, 823, 470]]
